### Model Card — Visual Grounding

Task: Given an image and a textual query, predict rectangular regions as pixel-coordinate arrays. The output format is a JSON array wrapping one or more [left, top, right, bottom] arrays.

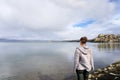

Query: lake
[[0, 42, 120, 80]]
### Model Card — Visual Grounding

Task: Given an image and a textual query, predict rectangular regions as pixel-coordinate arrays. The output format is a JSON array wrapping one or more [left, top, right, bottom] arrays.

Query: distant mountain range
[[0, 38, 49, 42], [0, 34, 120, 42], [0, 38, 90, 42]]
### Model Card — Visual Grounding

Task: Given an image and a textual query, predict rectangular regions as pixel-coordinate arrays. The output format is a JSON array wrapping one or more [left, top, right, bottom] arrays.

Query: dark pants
[[76, 69, 89, 80]]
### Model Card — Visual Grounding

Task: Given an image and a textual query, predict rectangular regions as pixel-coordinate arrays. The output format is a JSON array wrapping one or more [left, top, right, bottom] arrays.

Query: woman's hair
[[80, 36, 88, 44]]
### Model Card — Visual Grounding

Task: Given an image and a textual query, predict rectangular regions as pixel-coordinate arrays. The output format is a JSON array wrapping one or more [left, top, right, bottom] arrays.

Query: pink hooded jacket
[[74, 46, 94, 72]]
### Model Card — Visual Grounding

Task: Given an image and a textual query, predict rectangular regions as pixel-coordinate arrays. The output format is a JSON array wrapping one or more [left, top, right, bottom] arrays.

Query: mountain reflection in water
[[97, 43, 120, 51]]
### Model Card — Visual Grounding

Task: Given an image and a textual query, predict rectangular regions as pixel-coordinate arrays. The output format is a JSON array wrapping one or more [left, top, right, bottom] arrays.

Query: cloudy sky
[[0, 0, 120, 40]]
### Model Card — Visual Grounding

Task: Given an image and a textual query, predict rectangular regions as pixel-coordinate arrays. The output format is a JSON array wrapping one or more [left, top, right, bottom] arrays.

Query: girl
[[74, 37, 94, 80]]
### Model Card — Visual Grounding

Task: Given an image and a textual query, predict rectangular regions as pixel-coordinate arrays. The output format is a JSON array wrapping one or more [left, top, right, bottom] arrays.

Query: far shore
[[1, 34, 120, 43]]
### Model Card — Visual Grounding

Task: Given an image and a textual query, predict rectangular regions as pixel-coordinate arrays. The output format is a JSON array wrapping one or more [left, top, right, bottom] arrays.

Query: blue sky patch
[[109, 0, 120, 2], [74, 19, 95, 28]]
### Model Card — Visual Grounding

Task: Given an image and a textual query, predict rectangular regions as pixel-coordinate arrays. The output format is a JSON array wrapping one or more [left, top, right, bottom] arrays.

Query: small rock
[[108, 66, 112, 70], [104, 68, 107, 71], [97, 74, 104, 77], [95, 77, 98, 80], [89, 74, 92, 78], [110, 64, 113, 67], [97, 69, 102, 72], [104, 70, 108, 73]]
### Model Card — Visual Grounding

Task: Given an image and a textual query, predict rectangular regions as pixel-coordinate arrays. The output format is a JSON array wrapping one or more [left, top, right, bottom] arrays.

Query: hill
[[90, 34, 120, 42]]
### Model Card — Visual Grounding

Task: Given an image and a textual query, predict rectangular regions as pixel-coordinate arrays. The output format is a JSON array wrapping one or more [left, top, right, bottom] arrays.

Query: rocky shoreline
[[89, 61, 120, 80]]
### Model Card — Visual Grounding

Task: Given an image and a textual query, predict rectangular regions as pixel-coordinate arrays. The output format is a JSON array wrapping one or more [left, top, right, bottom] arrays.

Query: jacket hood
[[78, 46, 90, 55]]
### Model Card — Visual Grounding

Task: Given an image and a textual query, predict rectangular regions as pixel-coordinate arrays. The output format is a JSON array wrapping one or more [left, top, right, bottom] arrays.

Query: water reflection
[[0, 42, 120, 80], [0, 42, 75, 80], [97, 43, 120, 51]]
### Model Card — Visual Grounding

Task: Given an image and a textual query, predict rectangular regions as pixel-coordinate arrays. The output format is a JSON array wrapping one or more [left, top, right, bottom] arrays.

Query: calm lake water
[[0, 42, 120, 80]]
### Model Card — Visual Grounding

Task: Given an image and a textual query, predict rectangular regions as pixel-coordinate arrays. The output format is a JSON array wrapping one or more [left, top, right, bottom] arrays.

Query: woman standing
[[74, 37, 94, 80]]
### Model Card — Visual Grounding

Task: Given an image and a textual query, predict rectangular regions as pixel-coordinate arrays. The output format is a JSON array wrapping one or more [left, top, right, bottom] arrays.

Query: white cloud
[[110, 14, 120, 25], [0, 0, 118, 40]]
